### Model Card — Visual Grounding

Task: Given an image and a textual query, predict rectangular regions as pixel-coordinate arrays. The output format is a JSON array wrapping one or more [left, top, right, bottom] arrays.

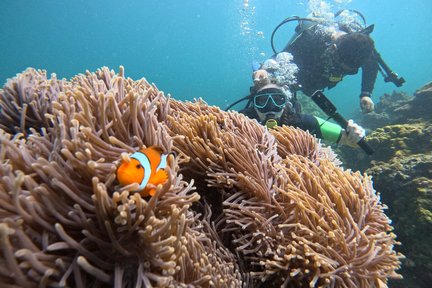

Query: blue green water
[[1, 0, 431, 118]]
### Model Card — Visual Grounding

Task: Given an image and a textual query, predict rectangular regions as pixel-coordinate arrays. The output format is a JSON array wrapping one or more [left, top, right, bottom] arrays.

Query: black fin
[[361, 24, 374, 35]]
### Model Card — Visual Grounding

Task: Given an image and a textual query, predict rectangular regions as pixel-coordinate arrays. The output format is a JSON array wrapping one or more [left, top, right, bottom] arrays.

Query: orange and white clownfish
[[116, 146, 170, 197]]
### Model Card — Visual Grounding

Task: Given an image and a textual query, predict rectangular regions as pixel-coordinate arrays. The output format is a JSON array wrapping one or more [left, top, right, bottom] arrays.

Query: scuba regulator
[[265, 119, 278, 129]]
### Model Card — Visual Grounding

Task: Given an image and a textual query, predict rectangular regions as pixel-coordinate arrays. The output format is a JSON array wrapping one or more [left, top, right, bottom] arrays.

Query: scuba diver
[[252, 10, 405, 114], [239, 83, 366, 148]]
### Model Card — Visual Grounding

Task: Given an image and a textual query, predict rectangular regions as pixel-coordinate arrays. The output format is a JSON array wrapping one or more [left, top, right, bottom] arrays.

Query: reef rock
[[359, 83, 432, 130], [340, 82, 432, 288], [0, 67, 402, 287]]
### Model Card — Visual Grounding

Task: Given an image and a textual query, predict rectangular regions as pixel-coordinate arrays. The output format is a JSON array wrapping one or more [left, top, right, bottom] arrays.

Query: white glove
[[339, 119, 365, 147], [360, 96, 374, 113]]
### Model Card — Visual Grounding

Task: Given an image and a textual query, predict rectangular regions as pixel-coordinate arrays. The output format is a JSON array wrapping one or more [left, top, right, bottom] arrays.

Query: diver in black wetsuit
[[253, 22, 378, 114], [240, 83, 365, 147]]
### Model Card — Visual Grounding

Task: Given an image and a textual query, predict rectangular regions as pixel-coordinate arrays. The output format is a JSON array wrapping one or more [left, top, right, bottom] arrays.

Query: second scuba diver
[[254, 23, 378, 114], [240, 83, 366, 147]]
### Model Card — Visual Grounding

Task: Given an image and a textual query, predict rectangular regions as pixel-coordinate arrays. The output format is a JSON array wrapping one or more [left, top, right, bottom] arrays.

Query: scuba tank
[[283, 18, 319, 52], [271, 10, 368, 55]]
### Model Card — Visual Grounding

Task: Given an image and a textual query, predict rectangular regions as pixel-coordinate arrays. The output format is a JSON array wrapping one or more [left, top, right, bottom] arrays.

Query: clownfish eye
[[136, 164, 142, 169]]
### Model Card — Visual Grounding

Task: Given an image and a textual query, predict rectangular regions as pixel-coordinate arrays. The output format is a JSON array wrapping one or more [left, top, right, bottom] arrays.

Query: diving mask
[[253, 92, 287, 111]]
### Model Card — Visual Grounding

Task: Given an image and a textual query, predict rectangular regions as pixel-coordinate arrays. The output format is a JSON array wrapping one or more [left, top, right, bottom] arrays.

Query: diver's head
[[336, 32, 375, 71], [253, 84, 289, 123]]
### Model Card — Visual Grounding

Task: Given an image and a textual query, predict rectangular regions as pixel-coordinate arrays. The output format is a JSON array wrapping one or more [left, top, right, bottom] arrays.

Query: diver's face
[[253, 91, 287, 122], [255, 109, 284, 123]]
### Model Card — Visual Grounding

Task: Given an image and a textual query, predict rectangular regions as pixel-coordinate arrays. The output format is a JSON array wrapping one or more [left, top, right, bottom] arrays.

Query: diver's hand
[[339, 119, 365, 148], [360, 96, 374, 113], [253, 69, 270, 87]]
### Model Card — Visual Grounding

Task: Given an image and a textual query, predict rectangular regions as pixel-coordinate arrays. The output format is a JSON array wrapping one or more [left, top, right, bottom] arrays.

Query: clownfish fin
[[142, 146, 164, 155], [144, 169, 168, 197], [147, 188, 157, 196], [151, 146, 164, 153], [140, 187, 153, 198], [149, 169, 169, 186]]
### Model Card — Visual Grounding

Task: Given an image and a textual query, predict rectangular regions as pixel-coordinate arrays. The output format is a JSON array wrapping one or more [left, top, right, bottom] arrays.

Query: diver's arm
[[359, 55, 379, 113], [360, 55, 379, 98]]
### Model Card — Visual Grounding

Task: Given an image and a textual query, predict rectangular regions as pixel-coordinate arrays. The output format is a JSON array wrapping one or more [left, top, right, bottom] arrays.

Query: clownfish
[[116, 146, 170, 197]]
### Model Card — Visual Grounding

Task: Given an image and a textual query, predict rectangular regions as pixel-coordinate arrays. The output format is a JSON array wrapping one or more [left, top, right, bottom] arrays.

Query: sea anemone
[[0, 66, 402, 287]]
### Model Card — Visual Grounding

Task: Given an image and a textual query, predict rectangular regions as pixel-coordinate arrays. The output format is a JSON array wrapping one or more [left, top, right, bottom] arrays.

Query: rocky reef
[[0, 67, 403, 287], [339, 83, 432, 288]]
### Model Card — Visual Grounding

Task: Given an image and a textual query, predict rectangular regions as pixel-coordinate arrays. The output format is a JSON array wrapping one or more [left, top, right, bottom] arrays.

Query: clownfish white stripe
[[156, 154, 168, 171], [130, 152, 152, 191]]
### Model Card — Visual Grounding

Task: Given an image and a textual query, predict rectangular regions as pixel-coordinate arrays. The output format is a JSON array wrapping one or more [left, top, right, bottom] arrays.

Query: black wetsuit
[[283, 24, 379, 97]]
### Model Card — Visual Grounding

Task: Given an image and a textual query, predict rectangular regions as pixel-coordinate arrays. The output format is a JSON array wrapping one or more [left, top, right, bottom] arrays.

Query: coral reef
[[358, 83, 432, 130], [357, 91, 412, 129], [339, 83, 432, 288], [0, 67, 402, 287]]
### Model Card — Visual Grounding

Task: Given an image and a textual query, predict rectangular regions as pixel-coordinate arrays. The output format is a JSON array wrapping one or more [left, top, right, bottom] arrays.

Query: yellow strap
[[329, 75, 343, 82]]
